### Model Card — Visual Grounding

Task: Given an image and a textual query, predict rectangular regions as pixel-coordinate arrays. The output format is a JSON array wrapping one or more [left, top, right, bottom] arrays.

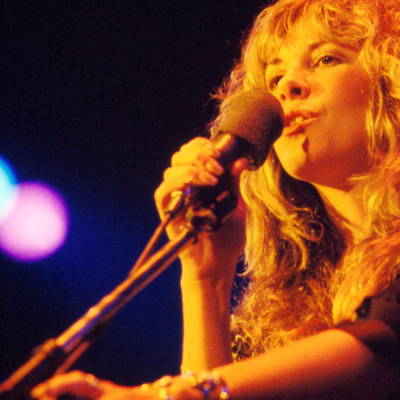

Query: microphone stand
[[0, 186, 238, 400]]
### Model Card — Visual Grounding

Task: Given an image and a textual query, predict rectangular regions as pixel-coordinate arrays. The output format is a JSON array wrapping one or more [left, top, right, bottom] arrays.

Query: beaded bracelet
[[141, 375, 173, 400], [182, 370, 230, 399], [142, 371, 230, 400]]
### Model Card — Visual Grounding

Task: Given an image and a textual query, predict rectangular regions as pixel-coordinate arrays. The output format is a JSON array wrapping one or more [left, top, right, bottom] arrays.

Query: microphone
[[167, 89, 284, 231], [211, 88, 284, 170]]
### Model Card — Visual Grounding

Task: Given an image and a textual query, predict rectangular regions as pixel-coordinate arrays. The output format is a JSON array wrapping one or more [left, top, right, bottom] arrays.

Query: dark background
[[0, 0, 269, 388]]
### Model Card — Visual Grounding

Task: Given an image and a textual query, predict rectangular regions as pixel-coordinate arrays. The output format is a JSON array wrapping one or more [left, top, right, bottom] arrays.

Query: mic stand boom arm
[[0, 225, 197, 400], [0, 186, 238, 400]]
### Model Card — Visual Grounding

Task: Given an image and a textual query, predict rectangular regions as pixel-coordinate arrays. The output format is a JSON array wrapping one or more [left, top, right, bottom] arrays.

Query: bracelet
[[141, 375, 174, 400], [182, 370, 230, 399]]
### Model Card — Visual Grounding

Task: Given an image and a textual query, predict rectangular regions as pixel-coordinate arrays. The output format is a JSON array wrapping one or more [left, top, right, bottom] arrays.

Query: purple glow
[[0, 182, 69, 262]]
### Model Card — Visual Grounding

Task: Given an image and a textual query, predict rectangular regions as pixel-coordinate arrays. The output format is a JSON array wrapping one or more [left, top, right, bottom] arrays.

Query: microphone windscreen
[[215, 89, 284, 168]]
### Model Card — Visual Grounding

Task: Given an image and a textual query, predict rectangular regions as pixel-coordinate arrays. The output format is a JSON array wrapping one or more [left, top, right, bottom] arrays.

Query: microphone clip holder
[[185, 189, 238, 232]]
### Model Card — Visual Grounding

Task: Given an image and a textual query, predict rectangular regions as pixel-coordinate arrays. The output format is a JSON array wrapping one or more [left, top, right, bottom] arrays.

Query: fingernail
[[204, 143, 221, 158], [205, 160, 224, 175], [199, 171, 218, 185]]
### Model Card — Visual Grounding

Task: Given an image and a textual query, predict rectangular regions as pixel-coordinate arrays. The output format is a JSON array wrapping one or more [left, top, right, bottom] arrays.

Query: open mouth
[[288, 116, 306, 127], [283, 112, 318, 136]]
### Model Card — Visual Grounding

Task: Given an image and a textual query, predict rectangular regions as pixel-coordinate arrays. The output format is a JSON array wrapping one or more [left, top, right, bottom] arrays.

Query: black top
[[339, 279, 400, 399]]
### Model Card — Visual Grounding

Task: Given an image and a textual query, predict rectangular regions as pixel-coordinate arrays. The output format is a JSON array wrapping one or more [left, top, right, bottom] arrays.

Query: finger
[[172, 139, 223, 173], [221, 157, 250, 198], [31, 372, 103, 400], [155, 157, 249, 216], [155, 165, 220, 214], [178, 137, 218, 159], [163, 165, 219, 187], [231, 157, 250, 176]]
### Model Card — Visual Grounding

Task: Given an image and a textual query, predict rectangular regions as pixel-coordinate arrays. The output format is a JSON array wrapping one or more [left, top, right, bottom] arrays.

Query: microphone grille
[[215, 89, 284, 168]]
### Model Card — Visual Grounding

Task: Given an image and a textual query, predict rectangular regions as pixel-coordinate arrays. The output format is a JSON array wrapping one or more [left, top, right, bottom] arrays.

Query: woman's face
[[266, 20, 371, 188]]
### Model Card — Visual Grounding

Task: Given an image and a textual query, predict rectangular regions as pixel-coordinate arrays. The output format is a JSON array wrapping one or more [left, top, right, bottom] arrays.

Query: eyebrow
[[267, 41, 329, 66]]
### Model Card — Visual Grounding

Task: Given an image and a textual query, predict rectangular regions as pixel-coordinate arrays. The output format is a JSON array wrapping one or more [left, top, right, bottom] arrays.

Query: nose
[[277, 67, 311, 101]]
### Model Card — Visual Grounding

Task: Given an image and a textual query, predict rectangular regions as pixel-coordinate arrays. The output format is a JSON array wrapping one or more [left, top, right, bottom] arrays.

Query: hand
[[31, 371, 203, 400], [154, 137, 248, 282], [31, 371, 156, 400]]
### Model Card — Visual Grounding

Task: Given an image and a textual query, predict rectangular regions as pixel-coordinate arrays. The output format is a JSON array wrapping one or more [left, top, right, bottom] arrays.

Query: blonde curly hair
[[211, 0, 400, 359]]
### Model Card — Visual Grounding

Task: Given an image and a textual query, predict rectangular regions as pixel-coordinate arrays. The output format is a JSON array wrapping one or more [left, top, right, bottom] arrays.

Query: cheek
[[327, 71, 370, 145], [333, 69, 371, 117]]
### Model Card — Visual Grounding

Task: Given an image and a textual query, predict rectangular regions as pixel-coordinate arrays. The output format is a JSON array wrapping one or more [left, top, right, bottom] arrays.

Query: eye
[[316, 55, 341, 67], [268, 75, 283, 90]]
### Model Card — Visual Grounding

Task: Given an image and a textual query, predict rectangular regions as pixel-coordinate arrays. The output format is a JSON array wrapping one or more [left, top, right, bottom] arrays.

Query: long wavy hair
[[211, 0, 400, 359]]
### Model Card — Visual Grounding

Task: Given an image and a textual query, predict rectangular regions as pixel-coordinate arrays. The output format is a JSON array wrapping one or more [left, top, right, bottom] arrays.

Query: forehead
[[266, 17, 331, 63]]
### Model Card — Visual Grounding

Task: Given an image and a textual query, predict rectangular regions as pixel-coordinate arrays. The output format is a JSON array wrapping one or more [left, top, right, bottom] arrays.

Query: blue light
[[0, 156, 18, 223]]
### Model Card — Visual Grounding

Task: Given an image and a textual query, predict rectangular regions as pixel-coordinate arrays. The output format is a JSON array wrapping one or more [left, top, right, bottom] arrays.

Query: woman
[[31, 0, 400, 398]]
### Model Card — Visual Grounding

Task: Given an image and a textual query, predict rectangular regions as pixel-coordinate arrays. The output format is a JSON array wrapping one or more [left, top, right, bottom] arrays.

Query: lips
[[283, 111, 319, 136]]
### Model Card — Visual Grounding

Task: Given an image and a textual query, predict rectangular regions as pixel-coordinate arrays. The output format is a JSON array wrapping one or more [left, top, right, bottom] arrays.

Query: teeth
[[289, 116, 305, 126]]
